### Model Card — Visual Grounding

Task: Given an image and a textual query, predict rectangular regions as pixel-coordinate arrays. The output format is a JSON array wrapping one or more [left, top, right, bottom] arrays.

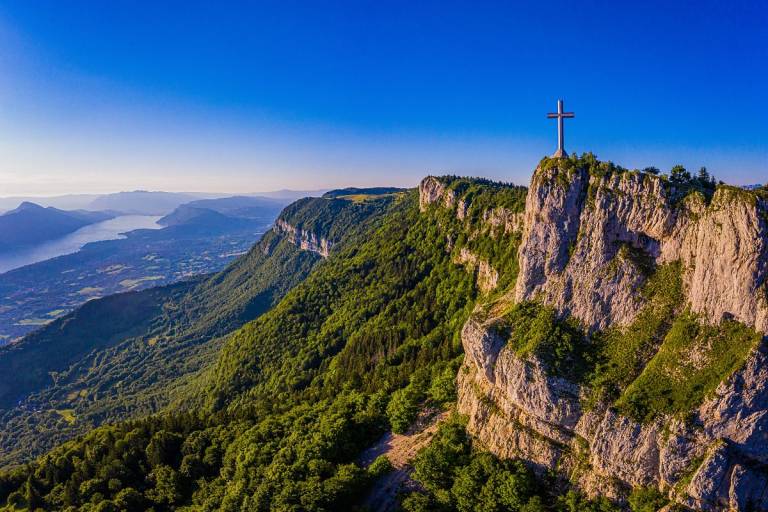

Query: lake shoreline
[[0, 215, 162, 274]]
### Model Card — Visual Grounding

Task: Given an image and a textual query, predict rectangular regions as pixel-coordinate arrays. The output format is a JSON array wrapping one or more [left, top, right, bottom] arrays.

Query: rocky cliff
[[514, 163, 768, 334], [273, 218, 333, 258], [419, 176, 525, 294], [452, 159, 768, 511]]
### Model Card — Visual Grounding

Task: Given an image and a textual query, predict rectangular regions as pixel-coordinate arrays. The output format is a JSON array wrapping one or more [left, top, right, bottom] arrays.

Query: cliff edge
[[447, 156, 768, 511]]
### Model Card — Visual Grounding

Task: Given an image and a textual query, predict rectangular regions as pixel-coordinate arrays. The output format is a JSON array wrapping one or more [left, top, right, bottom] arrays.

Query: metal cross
[[547, 99, 575, 157]]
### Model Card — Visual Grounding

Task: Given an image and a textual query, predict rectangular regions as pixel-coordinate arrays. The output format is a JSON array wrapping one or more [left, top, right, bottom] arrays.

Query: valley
[[0, 162, 764, 512], [0, 198, 285, 343], [0, 215, 162, 274], [2, 4, 761, 510], [0, 221, 266, 342]]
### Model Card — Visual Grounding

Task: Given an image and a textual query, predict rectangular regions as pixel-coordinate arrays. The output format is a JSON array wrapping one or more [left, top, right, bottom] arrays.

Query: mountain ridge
[[0, 158, 764, 511], [448, 156, 768, 511], [0, 203, 115, 253]]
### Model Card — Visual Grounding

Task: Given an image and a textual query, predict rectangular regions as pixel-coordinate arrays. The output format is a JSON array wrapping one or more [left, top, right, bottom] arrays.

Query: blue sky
[[0, 1, 765, 195]]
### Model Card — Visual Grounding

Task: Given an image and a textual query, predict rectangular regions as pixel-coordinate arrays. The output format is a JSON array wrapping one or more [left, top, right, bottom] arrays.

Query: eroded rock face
[[458, 320, 768, 511], [514, 166, 588, 298], [678, 189, 768, 334], [483, 207, 524, 238], [418, 176, 525, 238], [453, 248, 499, 293], [273, 219, 333, 258], [515, 166, 768, 334], [418, 176, 524, 292], [458, 164, 768, 511], [514, 167, 678, 331], [419, 176, 446, 212], [419, 176, 456, 212]]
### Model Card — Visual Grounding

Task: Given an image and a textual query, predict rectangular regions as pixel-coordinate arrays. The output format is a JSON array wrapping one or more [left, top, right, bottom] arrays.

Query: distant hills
[[255, 188, 329, 201], [158, 196, 286, 230], [0, 188, 329, 214], [0, 193, 292, 261], [0, 192, 201, 214], [177, 195, 285, 219], [157, 206, 252, 231], [0, 194, 101, 212], [87, 191, 204, 215], [0, 202, 115, 253]]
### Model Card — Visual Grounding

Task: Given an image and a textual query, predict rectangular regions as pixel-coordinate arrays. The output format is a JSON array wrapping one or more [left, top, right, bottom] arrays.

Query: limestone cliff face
[[482, 206, 524, 237], [419, 176, 453, 212], [455, 163, 768, 511], [515, 167, 768, 334], [273, 219, 333, 258], [419, 176, 525, 240], [675, 189, 768, 334], [459, 315, 768, 511]]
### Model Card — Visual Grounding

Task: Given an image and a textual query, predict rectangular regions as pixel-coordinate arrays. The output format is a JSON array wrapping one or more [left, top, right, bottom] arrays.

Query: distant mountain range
[[86, 191, 204, 215], [158, 196, 286, 230], [0, 189, 329, 214], [0, 194, 293, 258], [253, 188, 329, 201], [176, 195, 285, 219], [0, 202, 115, 253], [0, 195, 280, 343]]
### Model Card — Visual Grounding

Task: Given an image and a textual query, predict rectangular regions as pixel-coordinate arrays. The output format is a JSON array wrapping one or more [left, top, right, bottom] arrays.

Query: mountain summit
[[450, 156, 768, 511], [0, 157, 765, 511]]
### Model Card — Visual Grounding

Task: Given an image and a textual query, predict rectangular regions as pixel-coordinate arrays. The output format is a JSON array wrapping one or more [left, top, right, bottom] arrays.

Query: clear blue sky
[[0, 1, 765, 195]]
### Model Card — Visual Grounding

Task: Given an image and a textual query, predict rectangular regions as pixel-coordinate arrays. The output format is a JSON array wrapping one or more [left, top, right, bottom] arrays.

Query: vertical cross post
[[547, 100, 575, 158]]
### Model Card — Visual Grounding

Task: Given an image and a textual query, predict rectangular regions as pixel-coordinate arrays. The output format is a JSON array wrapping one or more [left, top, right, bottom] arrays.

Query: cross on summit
[[547, 99, 574, 158]]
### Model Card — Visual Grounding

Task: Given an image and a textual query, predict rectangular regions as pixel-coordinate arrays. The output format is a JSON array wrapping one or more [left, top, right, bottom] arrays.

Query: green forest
[[0, 159, 763, 511]]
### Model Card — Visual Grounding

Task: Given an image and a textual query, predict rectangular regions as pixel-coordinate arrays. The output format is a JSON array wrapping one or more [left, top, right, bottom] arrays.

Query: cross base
[[552, 148, 567, 158]]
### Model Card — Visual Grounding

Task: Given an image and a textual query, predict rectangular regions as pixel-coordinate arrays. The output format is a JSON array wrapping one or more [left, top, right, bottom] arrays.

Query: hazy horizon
[[1, 2, 765, 196], [0, 188, 330, 200]]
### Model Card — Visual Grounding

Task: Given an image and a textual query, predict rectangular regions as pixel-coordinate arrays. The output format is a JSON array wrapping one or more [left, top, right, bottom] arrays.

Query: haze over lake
[[0, 215, 162, 274]]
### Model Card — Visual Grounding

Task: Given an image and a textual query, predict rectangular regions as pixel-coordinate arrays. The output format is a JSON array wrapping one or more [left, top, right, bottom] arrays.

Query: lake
[[0, 215, 162, 274]]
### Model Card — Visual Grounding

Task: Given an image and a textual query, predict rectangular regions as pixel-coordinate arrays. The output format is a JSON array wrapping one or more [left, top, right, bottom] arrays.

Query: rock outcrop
[[418, 176, 525, 293], [456, 162, 768, 511], [515, 166, 768, 334], [419, 176, 455, 212], [453, 248, 499, 293], [676, 188, 768, 334], [483, 206, 524, 237], [419, 176, 525, 239], [459, 315, 768, 511], [273, 219, 333, 258]]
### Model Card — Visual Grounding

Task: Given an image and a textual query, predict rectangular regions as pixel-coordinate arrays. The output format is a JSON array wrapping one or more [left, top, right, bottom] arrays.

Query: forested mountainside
[[0, 192, 391, 468], [0, 157, 765, 512]]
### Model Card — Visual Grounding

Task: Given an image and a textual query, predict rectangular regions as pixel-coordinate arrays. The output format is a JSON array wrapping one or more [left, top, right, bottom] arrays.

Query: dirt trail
[[359, 408, 449, 512]]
